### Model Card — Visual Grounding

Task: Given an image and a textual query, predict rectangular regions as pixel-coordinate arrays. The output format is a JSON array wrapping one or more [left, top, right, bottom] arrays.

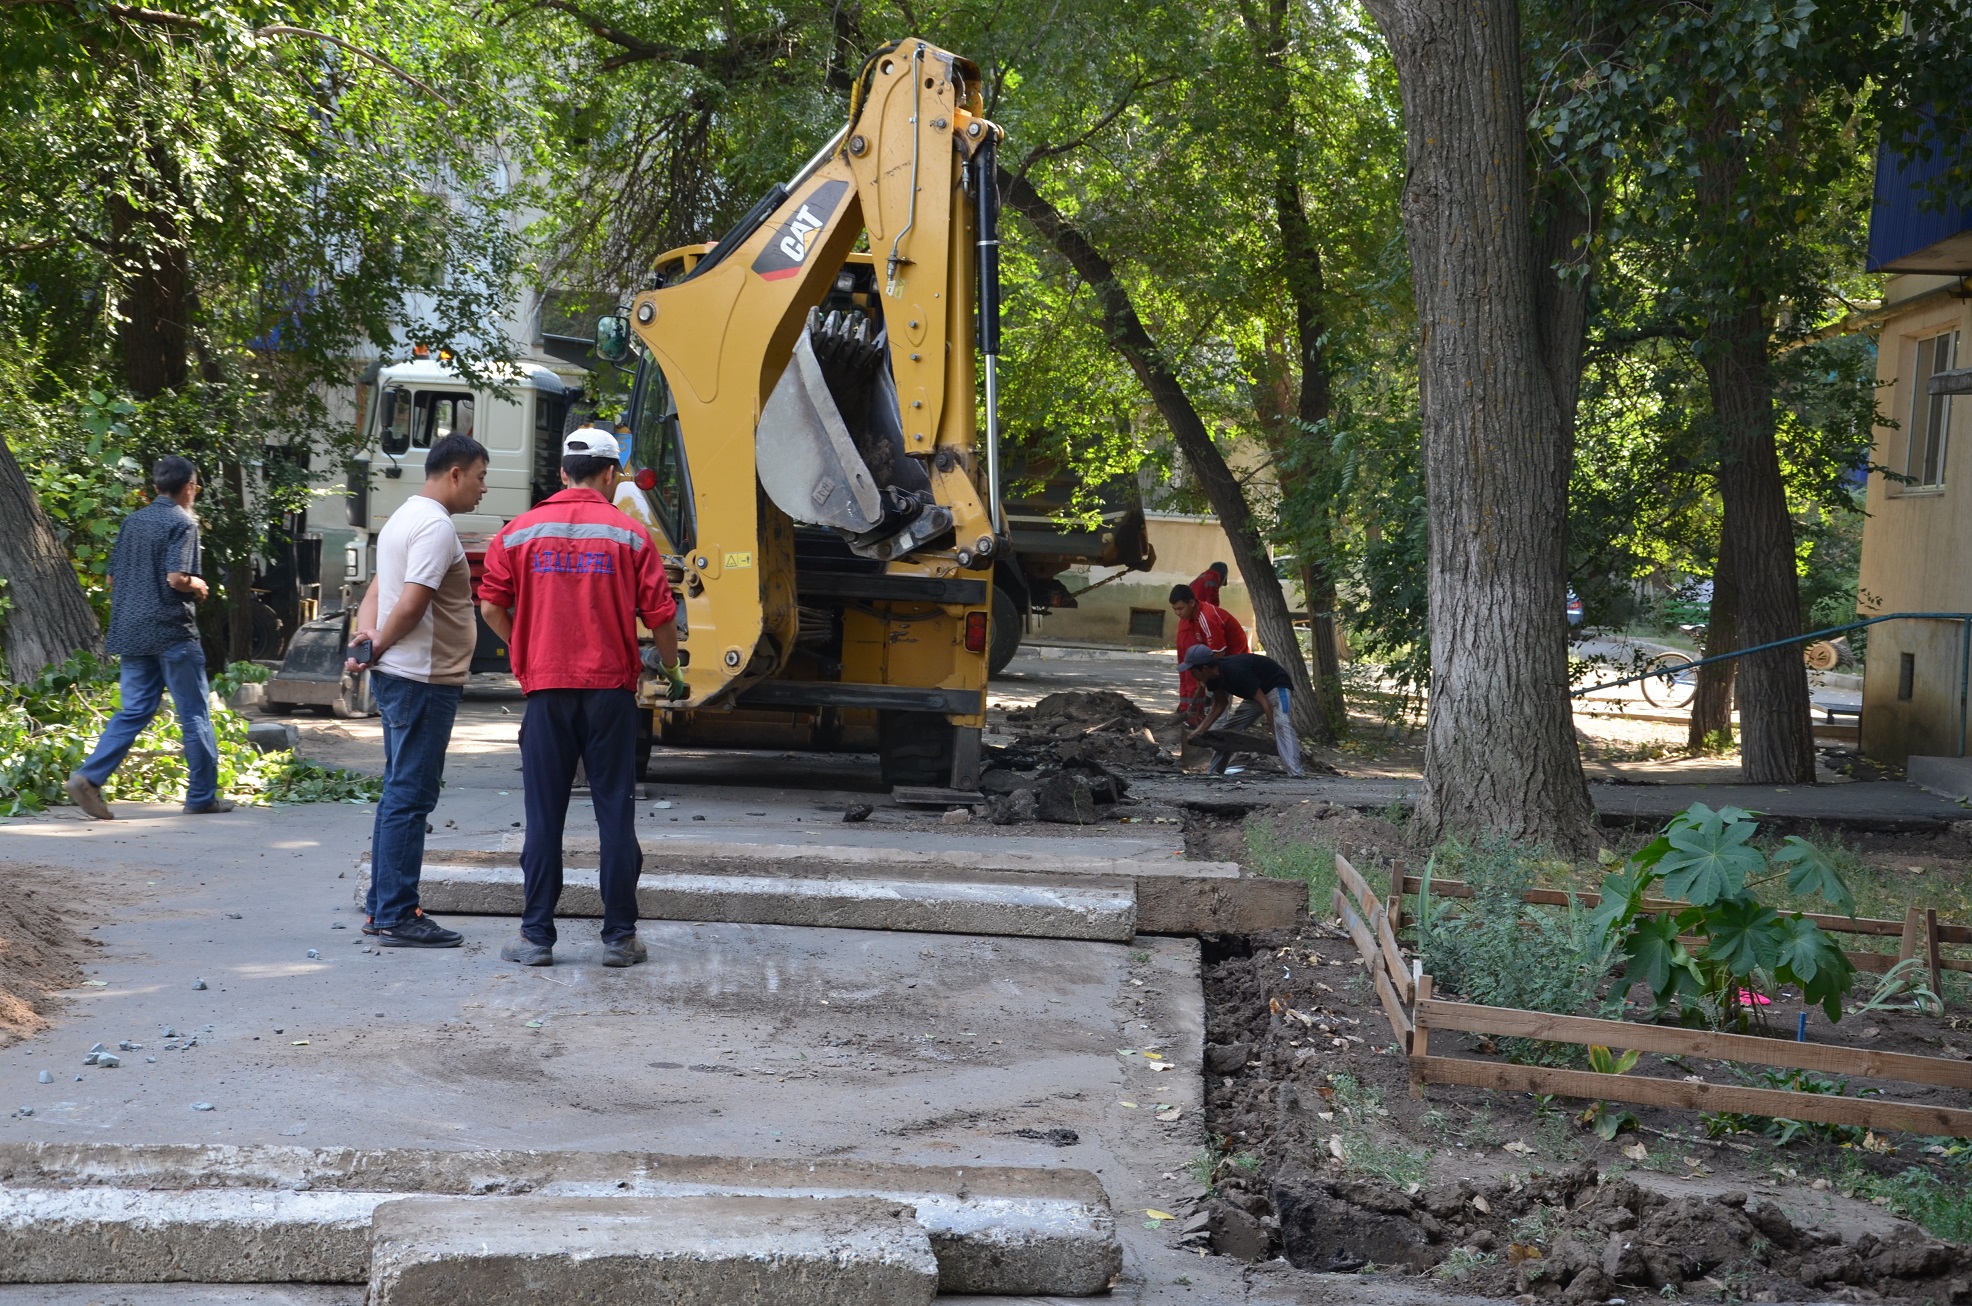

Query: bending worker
[[1169, 582, 1248, 728], [1181, 645, 1305, 779], [478, 428, 689, 969]]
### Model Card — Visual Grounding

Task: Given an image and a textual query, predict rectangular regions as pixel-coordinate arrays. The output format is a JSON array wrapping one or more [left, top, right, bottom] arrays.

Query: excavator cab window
[[627, 355, 694, 552]]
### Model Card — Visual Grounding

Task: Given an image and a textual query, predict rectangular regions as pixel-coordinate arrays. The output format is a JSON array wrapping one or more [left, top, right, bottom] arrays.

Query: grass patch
[[1328, 1072, 1430, 1189], [1245, 822, 1339, 915], [1842, 1164, 1972, 1244]]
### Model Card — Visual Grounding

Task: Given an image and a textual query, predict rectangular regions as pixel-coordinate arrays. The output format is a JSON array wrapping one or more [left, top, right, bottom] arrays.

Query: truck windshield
[[628, 356, 694, 552], [380, 388, 476, 456]]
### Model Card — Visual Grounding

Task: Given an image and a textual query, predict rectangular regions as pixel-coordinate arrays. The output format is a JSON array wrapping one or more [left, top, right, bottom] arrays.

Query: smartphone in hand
[[347, 638, 374, 667]]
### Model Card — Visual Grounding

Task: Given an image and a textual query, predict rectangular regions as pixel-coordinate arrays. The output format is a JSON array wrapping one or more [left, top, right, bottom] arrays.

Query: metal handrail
[[1570, 611, 1972, 758]]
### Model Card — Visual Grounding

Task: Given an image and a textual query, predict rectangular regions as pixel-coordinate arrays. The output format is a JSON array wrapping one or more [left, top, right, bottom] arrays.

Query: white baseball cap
[[562, 427, 622, 461]]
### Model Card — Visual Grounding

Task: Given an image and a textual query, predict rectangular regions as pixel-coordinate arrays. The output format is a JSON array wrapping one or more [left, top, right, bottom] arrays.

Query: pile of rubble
[[977, 692, 1176, 825]]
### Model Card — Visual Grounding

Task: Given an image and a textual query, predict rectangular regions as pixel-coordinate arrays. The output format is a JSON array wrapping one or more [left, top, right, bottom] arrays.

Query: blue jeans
[[80, 641, 219, 807], [364, 670, 461, 930]]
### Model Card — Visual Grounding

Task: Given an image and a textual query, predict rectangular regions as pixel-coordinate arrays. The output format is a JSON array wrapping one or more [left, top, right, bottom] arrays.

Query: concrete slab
[[404, 863, 1140, 942], [1909, 755, 1972, 802], [0, 1145, 1122, 1295], [0, 1186, 376, 1283], [0, 1290, 359, 1305], [367, 1194, 938, 1305], [1132, 774, 1972, 833], [391, 847, 1302, 938]]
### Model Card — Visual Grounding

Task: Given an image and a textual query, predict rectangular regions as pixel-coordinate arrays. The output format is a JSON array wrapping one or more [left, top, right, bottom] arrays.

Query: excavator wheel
[[877, 710, 956, 788], [987, 585, 1022, 679]]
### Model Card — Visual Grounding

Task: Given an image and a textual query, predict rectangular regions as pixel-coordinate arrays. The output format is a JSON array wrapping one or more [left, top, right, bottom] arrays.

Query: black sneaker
[[183, 798, 236, 814], [365, 907, 434, 936], [375, 915, 463, 949]]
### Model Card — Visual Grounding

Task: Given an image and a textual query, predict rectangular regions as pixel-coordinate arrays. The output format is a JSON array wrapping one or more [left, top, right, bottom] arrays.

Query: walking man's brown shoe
[[65, 772, 113, 821]]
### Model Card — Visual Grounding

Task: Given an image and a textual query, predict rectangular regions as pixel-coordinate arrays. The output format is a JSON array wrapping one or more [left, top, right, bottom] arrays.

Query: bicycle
[[1637, 629, 1846, 710]]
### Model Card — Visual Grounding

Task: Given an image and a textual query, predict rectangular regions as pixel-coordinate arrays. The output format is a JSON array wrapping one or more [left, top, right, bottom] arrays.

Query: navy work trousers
[[519, 687, 642, 946]]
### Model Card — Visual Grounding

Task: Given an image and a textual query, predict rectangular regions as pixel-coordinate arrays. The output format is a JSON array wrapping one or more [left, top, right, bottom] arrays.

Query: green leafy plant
[[1591, 804, 1858, 1027], [1, 653, 379, 814], [1707, 1068, 1882, 1146], [1415, 837, 1624, 1064], [1581, 1044, 1643, 1140]]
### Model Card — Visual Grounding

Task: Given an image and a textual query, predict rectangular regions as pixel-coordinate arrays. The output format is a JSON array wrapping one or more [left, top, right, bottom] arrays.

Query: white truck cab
[[344, 358, 570, 579]]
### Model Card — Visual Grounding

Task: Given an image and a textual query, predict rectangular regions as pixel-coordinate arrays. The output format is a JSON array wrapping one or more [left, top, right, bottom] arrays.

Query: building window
[[1128, 608, 1165, 638], [1898, 652, 1916, 701], [1909, 331, 1957, 487]]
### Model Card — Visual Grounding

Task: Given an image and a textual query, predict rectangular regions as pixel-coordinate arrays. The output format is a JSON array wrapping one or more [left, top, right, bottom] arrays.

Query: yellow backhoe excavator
[[600, 38, 1010, 791]]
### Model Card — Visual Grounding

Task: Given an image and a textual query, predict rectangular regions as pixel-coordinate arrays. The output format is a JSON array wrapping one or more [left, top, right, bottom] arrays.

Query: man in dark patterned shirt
[[65, 456, 233, 818]]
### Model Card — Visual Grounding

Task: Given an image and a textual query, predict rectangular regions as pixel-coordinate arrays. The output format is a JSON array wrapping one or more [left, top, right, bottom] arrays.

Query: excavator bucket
[[756, 326, 886, 534], [756, 309, 951, 559]]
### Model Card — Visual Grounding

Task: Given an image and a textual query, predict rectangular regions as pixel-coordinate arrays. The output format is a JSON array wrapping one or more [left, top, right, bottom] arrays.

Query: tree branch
[[1014, 73, 1178, 178], [253, 26, 450, 104]]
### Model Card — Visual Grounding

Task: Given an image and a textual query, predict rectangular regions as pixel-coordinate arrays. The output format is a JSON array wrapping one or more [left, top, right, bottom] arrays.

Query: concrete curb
[[0, 1145, 1121, 1296], [384, 843, 1304, 936], [369, 1195, 938, 1305], [410, 863, 1139, 941]]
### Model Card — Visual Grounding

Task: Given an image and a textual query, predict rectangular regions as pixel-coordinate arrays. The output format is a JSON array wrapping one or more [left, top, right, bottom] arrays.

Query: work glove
[[660, 661, 690, 701]]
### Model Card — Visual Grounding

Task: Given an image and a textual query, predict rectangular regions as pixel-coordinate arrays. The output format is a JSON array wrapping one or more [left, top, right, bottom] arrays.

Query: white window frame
[[1908, 329, 1958, 489]]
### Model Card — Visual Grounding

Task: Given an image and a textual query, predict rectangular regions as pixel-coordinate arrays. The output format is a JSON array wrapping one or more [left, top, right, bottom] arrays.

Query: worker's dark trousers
[[518, 688, 643, 946]]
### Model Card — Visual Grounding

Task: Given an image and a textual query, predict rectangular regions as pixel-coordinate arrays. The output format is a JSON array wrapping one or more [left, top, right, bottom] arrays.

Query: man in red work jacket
[[1190, 561, 1229, 608], [478, 428, 687, 969], [1170, 583, 1249, 727]]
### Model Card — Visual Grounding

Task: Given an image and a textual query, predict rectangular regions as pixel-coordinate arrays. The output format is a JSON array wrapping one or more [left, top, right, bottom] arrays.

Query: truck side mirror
[[595, 314, 631, 363]]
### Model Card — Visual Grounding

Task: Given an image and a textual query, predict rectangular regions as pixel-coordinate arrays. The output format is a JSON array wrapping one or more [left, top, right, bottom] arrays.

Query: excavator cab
[[606, 40, 1007, 792]]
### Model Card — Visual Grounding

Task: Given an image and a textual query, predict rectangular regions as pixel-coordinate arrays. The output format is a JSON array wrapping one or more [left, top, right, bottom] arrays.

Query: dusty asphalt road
[[3, 649, 1430, 1304]]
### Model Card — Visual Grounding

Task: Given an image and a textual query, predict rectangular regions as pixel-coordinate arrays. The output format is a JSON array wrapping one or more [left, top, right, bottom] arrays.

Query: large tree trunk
[[1000, 166, 1330, 744], [1703, 305, 1814, 782], [0, 435, 104, 679], [107, 150, 191, 402], [1687, 527, 1739, 750], [1363, 0, 1596, 851]]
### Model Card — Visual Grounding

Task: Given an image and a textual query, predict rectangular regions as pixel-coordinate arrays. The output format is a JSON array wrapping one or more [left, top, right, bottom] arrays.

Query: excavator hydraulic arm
[[627, 38, 1004, 725]]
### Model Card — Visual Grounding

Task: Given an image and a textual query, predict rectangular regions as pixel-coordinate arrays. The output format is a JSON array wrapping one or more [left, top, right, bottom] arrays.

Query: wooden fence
[[1330, 855, 1972, 1138]]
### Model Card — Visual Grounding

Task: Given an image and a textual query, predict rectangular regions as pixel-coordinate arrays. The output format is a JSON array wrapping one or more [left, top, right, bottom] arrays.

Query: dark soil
[[0, 862, 96, 1046], [1188, 806, 1972, 1303]]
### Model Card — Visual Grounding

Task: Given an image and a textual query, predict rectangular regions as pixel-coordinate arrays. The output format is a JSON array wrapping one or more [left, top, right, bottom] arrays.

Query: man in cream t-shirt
[[346, 433, 489, 948]]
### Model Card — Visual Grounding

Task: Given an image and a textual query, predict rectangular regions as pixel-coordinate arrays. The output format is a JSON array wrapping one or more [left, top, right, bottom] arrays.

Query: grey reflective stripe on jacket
[[499, 521, 646, 551]]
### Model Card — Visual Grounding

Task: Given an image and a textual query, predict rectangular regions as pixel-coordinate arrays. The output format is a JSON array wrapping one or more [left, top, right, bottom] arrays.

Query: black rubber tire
[[987, 584, 1022, 679], [878, 710, 956, 788], [250, 601, 285, 660]]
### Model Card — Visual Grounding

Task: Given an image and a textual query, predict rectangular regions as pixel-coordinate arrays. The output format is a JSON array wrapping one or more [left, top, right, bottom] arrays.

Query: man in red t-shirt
[[1170, 583, 1249, 726], [1190, 561, 1229, 608], [478, 428, 685, 969]]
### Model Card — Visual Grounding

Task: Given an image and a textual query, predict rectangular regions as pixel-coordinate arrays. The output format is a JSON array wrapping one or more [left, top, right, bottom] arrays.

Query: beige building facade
[[1856, 274, 1972, 766]]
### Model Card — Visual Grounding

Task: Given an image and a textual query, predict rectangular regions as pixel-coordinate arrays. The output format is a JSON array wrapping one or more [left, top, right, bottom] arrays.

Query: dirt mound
[[999, 690, 1173, 773], [0, 863, 93, 1046], [1195, 920, 1972, 1300]]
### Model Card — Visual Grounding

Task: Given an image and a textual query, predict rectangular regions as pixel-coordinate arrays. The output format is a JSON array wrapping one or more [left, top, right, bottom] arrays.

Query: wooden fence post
[[1410, 973, 1433, 1098], [1928, 909, 1946, 1008], [1900, 906, 1923, 965]]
